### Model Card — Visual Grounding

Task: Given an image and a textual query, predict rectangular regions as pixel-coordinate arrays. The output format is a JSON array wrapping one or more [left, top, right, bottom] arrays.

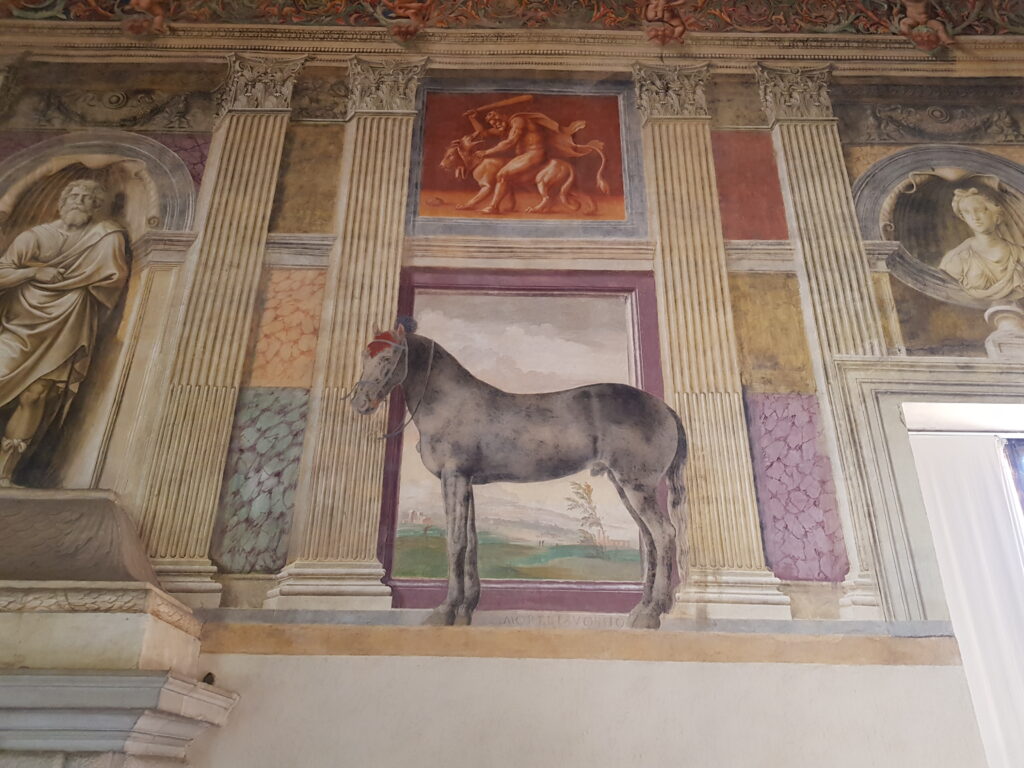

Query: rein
[[379, 339, 435, 440]]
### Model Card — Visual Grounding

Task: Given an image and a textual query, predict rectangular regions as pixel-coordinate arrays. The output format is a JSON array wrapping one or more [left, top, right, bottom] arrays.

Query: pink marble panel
[[148, 133, 210, 187], [746, 392, 849, 582], [247, 268, 326, 389]]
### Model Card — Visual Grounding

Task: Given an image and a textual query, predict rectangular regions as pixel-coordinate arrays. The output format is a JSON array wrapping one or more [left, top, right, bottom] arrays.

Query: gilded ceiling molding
[[346, 57, 427, 116], [4, 25, 1024, 78], [632, 62, 710, 121], [216, 53, 307, 117], [755, 63, 834, 123]]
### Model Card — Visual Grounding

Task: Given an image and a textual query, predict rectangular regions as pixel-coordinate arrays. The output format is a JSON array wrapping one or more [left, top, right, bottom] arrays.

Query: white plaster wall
[[188, 654, 986, 768]]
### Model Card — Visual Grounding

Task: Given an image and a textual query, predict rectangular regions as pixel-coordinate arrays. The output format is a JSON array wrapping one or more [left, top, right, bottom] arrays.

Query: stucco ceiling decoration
[[5, 0, 1024, 46]]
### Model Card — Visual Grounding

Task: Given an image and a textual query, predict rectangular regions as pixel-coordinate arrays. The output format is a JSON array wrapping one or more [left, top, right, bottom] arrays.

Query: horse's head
[[351, 324, 409, 416]]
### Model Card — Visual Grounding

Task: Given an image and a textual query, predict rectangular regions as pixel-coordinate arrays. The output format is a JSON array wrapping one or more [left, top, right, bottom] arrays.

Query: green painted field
[[393, 527, 641, 581]]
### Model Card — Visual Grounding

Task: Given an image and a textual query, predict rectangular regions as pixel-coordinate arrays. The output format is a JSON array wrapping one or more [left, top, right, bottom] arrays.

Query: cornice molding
[[2, 24, 1024, 76]]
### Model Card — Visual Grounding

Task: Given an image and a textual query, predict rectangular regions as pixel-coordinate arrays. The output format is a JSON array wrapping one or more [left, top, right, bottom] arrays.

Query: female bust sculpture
[[939, 187, 1024, 302]]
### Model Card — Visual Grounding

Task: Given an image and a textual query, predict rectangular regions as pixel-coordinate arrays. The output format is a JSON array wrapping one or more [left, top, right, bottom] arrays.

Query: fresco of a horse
[[351, 320, 688, 630]]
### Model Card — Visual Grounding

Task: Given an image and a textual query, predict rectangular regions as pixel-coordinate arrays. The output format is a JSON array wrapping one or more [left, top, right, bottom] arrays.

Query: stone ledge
[[0, 671, 238, 759], [0, 581, 200, 638], [198, 620, 962, 666]]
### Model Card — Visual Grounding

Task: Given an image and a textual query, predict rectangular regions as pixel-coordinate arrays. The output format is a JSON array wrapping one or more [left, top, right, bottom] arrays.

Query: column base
[[264, 560, 392, 610], [151, 558, 223, 609], [670, 568, 792, 620], [839, 573, 884, 620]]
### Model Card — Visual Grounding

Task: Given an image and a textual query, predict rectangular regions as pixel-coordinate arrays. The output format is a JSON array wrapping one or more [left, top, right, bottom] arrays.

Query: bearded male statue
[[0, 179, 129, 487]]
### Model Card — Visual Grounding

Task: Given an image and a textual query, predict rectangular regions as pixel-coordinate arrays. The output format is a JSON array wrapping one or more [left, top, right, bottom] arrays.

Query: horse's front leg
[[425, 469, 471, 626], [456, 488, 480, 626]]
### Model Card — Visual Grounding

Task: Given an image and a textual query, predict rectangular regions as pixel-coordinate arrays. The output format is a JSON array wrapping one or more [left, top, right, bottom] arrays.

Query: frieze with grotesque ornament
[[839, 103, 1024, 145], [29, 89, 213, 131], [6, 0, 1024, 45]]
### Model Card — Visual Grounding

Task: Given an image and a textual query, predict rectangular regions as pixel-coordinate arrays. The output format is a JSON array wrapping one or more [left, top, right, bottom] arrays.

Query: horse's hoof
[[627, 610, 662, 631], [424, 606, 456, 626]]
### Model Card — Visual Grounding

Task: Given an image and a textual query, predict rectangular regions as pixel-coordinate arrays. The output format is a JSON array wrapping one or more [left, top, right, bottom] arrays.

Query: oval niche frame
[[852, 145, 1024, 309], [0, 128, 196, 234]]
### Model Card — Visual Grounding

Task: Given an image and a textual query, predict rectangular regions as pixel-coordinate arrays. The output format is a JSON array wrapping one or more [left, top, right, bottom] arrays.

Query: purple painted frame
[[377, 268, 664, 612]]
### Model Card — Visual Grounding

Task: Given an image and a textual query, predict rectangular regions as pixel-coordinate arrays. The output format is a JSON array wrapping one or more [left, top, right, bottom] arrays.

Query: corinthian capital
[[346, 58, 427, 117], [632, 63, 710, 121], [755, 63, 834, 123], [217, 54, 307, 117]]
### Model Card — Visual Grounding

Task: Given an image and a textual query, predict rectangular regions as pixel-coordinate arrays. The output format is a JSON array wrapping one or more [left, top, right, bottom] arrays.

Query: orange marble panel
[[246, 268, 326, 388]]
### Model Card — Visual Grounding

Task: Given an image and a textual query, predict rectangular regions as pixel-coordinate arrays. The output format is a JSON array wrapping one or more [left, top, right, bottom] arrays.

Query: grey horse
[[351, 320, 688, 630]]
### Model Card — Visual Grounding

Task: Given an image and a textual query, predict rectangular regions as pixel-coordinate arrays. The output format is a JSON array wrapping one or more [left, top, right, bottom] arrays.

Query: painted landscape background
[[393, 291, 642, 581]]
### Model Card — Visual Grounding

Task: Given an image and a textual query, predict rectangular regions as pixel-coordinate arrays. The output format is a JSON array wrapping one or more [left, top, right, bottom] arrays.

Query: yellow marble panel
[[268, 123, 346, 233], [246, 268, 326, 388], [889, 277, 989, 356], [729, 272, 816, 394]]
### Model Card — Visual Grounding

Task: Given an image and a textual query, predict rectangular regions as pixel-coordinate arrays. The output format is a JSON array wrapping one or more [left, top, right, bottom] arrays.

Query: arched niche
[[852, 146, 1024, 309], [0, 129, 196, 242], [0, 130, 196, 490]]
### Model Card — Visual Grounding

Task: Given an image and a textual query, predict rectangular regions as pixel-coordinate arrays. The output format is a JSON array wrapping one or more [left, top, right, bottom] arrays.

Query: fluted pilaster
[[757, 63, 886, 617], [138, 55, 304, 607], [266, 58, 425, 609], [635, 63, 789, 619]]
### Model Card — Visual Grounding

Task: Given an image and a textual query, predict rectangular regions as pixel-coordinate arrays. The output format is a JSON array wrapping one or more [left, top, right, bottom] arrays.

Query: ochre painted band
[[200, 623, 962, 666]]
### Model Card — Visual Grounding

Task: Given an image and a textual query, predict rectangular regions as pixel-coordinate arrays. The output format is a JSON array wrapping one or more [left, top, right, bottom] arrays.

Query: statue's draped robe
[[940, 236, 1024, 302], [0, 219, 128, 409]]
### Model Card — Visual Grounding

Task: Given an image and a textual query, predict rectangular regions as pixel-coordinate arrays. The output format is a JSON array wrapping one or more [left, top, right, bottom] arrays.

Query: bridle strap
[[379, 339, 435, 440]]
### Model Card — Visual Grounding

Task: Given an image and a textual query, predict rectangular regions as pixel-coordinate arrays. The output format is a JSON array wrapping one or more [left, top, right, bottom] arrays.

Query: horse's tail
[[668, 410, 689, 586]]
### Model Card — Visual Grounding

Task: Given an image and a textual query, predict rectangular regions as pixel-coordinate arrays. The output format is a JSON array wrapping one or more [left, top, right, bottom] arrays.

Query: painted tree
[[567, 480, 606, 555]]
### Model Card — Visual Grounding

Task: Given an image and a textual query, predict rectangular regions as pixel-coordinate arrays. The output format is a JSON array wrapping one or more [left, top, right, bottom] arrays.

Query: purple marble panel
[[746, 392, 849, 582], [211, 387, 309, 574], [0, 131, 53, 163], [148, 133, 210, 187]]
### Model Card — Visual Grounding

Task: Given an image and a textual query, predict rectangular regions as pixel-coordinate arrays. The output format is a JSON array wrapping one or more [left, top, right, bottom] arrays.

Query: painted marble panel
[[210, 387, 309, 574], [246, 268, 326, 389], [149, 133, 211, 188], [746, 392, 848, 582], [711, 131, 789, 241], [0, 131, 52, 163]]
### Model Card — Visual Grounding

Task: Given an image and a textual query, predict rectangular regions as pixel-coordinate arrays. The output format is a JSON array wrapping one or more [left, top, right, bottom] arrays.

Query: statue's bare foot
[[481, 206, 499, 214], [453, 606, 474, 626], [455, 203, 471, 210], [0, 478, 23, 489], [424, 603, 457, 626]]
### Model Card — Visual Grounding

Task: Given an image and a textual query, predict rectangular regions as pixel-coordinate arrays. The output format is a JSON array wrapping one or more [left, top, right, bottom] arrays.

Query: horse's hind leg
[[607, 473, 658, 628], [425, 469, 471, 626], [456, 489, 480, 626]]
